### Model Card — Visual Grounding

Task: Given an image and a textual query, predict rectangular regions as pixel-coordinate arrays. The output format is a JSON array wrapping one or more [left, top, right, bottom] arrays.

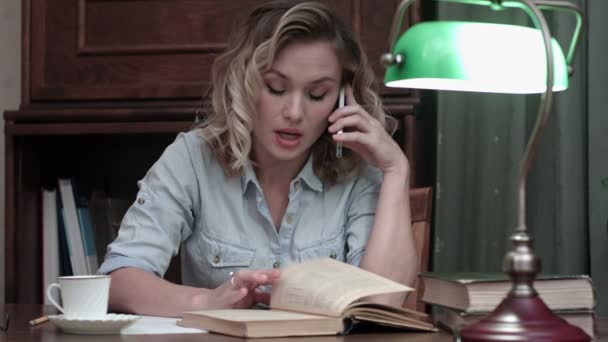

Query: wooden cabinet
[[27, 0, 417, 102], [4, 0, 423, 304]]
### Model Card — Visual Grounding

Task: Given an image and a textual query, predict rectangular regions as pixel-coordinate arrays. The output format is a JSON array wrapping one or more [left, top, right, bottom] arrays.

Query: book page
[[270, 258, 411, 317], [185, 309, 330, 322], [180, 309, 345, 338], [346, 301, 429, 319]]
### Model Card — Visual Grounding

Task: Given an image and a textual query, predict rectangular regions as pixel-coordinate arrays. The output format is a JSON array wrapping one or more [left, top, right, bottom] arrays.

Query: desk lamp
[[382, 0, 587, 340]]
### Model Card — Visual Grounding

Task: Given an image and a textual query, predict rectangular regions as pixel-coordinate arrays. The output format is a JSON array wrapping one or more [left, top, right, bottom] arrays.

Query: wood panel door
[[27, 0, 415, 104]]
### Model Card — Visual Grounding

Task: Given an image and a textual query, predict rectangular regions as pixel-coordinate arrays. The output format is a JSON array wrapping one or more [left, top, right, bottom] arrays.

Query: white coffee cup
[[46, 275, 111, 319]]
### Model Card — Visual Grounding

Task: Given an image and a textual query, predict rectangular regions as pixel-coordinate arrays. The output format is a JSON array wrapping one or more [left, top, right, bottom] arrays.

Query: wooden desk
[[2, 304, 607, 341], [2, 304, 452, 342]]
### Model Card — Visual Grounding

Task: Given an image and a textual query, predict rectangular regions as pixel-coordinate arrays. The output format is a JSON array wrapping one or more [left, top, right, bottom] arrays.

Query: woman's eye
[[266, 84, 285, 95], [309, 93, 327, 101]]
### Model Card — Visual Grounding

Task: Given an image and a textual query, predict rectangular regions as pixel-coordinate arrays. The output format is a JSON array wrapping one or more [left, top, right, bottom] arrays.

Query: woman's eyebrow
[[265, 69, 287, 79], [311, 77, 338, 84], [266, 69, 338, 84]]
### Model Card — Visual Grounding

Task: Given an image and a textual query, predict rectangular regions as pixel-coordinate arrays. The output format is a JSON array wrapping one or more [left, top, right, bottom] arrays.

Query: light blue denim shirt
[[98, 130, 382, 289]]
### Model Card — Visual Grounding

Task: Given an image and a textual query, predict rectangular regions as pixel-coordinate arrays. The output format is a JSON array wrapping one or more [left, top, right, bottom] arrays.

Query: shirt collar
[[241, 161, 259, 195], [298, 154, 323, 192], [240, 154, 323, 194]]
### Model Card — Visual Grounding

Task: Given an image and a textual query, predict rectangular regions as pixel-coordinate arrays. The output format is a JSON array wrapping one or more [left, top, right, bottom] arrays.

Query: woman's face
[[251, 40, 342, 167]]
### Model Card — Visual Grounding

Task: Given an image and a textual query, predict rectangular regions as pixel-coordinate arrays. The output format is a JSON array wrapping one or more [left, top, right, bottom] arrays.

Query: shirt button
[[330, 251, 337, 259], [137, 197, 145, 205], [213, 255, 221, 264], [286, 214, 294, 224], [273, 261, 281, 269]]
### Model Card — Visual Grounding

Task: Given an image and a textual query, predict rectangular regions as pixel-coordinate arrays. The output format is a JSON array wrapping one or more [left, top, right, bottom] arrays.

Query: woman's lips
[[274, 130, 302, 148]]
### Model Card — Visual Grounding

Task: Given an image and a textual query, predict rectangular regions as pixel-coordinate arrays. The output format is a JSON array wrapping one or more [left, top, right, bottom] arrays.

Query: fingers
[[231, 269, 281, 289], [231, 269, 264, 289], [207, 268, 281, 310], [206, 285, 248, 310], [328, 112, 373, 135], [328, 85, 389, 147], [328, 86, 373, 134], [230, 287, 249, 303]]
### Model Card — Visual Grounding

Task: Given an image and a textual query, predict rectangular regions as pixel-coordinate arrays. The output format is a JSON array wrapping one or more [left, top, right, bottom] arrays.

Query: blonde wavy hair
[[196, 0, 391, 185]]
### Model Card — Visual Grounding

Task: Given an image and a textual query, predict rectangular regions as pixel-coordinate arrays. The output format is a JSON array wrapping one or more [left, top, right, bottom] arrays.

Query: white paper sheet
[[121, 316, 207, 335]]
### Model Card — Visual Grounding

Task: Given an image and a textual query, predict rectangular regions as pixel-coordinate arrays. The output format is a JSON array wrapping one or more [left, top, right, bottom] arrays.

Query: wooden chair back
[[403, 186, 433, 312]]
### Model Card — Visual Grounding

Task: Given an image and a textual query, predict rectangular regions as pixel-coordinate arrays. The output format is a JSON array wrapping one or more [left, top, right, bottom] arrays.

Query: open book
[[177, 258, 436, 338]]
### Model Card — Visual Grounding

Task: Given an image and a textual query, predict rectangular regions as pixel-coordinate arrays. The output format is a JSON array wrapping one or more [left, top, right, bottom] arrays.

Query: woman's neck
[[253, 153, 309, 191]]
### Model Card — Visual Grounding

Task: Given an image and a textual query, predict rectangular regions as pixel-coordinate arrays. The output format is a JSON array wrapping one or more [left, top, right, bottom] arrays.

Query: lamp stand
[[459, 232, 590, 341], [459, 1, 589, 340], [382, 1, 588, 338]]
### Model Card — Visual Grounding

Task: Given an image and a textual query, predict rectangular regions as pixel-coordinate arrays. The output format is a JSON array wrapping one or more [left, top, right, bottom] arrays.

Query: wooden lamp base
[[460, 293, 591, 342]]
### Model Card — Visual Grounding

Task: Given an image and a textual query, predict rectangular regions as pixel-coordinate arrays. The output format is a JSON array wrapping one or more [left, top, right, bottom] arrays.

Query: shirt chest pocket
[[298, 234, 345, 263], [195, 232, 256, 286], [202, 232, 255, 267]]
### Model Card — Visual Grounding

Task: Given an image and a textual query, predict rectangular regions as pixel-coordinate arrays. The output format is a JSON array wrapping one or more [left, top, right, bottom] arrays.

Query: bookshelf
[[4, 0, 426, 304]]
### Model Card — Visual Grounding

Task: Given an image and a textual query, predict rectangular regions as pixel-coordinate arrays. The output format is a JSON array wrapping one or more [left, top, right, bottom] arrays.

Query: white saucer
[[48, 313, 140, 335]]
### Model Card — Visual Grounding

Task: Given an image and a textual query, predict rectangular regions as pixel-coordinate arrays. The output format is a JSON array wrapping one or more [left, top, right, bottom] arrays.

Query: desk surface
[[2, 304, 607, 342]]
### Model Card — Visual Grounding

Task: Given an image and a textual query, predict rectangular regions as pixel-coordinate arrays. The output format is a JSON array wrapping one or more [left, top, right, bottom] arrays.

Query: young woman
[[99, 0, 417, 317]]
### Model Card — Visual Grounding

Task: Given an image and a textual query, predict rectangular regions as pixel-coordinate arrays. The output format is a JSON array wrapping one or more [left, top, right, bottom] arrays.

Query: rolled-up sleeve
[[98, 133, 201, 277], [344, 165, 383, 267]]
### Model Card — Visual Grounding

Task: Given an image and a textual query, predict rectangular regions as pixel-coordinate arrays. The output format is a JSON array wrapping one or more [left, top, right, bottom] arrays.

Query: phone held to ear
[[336, 86, 345, 158]]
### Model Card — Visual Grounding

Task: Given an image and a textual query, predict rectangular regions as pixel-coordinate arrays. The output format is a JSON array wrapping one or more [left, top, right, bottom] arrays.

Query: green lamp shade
[[384, 21, 568, 94]]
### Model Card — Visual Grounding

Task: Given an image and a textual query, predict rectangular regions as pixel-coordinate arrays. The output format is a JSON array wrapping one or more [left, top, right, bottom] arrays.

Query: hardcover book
[[433, 305, 596, 338], [177, 258, 436, 338], [57, 178, 89, 275], [420, 272, 595, 313]]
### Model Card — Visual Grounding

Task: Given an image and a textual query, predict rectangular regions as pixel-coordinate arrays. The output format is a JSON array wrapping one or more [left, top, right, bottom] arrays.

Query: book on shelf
[[56, 192, 73, 277], [57, 178, 89, 275], [54, 177, 131, 274], [77, 206, 98, 274], [41, 188, 60, 305], [71, 178, 99, 274], [177, 258, 436, 338], [420, 272, 595, 313], [432, 305, 596, 338]]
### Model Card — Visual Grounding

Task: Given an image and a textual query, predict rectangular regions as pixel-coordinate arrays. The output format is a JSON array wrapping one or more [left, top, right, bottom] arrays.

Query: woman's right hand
[[194, 269, 281, 309]]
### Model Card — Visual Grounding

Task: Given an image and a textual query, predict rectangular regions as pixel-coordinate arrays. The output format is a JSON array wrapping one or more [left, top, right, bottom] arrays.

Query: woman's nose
[[283, 93, 304, 122]]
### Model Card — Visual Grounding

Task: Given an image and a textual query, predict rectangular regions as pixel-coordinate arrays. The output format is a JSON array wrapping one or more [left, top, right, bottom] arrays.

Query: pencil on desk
[[29, 316, 49, 326]]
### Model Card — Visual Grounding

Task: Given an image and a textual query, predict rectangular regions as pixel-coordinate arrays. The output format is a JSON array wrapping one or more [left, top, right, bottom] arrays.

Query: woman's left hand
[[328, 85, 409, 175]]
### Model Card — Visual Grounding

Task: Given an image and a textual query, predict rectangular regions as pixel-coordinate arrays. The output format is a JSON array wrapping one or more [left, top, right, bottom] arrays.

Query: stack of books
[[419, 272, 596, 338]]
